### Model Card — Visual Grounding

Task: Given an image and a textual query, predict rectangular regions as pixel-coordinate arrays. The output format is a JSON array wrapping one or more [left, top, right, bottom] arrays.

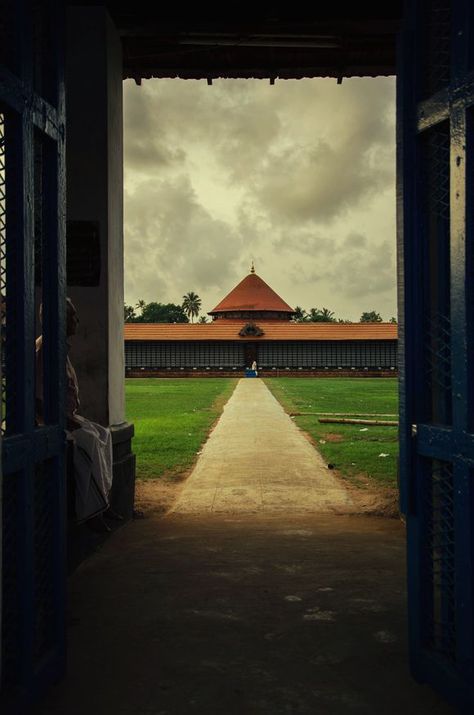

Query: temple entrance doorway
[[244, 343, 258, 370]]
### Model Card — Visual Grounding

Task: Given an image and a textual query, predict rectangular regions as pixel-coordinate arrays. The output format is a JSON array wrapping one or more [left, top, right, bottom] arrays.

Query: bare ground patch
[[297, 427, 400, 519], [340, 475, 400, 519], [322, 433, 344, 443], [134, 472, 188, 516], [133, 397, 231, 517]]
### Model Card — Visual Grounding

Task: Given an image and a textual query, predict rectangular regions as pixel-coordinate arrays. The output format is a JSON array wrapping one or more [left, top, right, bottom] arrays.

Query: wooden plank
[[318, 417, 398, 426]]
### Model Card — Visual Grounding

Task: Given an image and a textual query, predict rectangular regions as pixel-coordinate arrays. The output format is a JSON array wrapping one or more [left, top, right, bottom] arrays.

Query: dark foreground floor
[[37, 513, 454, 715]]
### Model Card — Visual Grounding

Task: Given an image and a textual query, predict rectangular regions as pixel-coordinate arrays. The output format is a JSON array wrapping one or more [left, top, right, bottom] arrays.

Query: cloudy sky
[[124, 76, 396, 322]]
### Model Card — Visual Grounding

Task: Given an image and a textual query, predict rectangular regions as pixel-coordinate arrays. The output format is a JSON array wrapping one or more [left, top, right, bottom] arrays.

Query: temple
[[124, 267, 398, 374], [208, 263, 296, 322]]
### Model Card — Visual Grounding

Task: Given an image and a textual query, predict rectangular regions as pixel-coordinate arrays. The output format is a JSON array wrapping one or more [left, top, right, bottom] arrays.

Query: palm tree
[[292, 306, 308, 323], [124, 304, 136, 322], [135, 299, 146, 316], [308, 308, 323, 322], [308, 307, 336, 323], [319, 307, 336, 322], [182, 291, 202, 323]]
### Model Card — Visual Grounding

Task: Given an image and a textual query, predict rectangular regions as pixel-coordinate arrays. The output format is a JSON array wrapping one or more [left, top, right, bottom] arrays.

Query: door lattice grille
[[424, 123, 450, 222], [0, 111, 21, 436], [424, 310, 452, 392], [33, 461, 56, 663], [0, 113, 6, 433], [422, 460, 456, 661], [421, 122, 451, 424], [423, 0, 451, 98], [1, 472, 21, 690]]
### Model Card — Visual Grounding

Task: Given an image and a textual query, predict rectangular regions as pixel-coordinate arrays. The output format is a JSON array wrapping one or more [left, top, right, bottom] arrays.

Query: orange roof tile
[[124, 322, 398, 342], [209, 272, 295, 315]]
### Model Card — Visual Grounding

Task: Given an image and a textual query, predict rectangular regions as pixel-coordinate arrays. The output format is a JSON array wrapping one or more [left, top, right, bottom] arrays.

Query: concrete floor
[[36, 380, 455, 714], [37, 514, 454, 714], [173, 379, 353, 515]]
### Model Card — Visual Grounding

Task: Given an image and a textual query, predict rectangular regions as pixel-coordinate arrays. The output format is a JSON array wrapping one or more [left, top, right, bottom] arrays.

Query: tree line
[[124, 292, 210, 324], [124, 295, 397, 325], [292, 307, 397, 324]]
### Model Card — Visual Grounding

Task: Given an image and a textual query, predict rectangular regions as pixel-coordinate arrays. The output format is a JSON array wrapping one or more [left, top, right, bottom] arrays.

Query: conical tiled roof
[[209, 271, 295, 316]]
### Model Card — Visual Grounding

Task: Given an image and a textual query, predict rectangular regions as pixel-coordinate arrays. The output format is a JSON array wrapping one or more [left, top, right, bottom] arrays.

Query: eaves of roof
[[124, 322, 398, 341]]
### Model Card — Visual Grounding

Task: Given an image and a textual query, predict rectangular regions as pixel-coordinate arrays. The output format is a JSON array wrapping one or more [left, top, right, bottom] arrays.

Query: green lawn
[[265, 378, 399, 488], [125, 378, 238, 480]]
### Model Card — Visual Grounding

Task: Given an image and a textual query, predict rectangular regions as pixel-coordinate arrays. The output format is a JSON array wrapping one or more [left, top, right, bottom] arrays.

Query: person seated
[[36, 298, 121, 530]]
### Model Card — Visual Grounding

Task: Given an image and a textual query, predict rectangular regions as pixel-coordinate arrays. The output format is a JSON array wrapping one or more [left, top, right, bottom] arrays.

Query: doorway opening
[[122, 76, 399, 519]]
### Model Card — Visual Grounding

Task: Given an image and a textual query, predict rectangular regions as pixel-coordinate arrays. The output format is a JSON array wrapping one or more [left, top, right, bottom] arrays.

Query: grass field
[[265, 378, 399, 488], [125, 378, 238, 480], [126, 376, 399, 489]]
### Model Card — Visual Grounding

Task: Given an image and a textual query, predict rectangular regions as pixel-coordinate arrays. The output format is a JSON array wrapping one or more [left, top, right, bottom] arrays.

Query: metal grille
[[0, 1, 20, 74], [421, 123, 452, 424], [422, 0, 451, 98], [422, 460, 456, 661], [32, 0, 56, 105], [424, 123, 450, 223], [125, 341, 245, 368], [33, 461, 56, 662], [2, 113, 20, 436], [424, 310, 452, 417], [258, 340, 398, 368], [34, 130, 44, 289], [1, 471, 21, 691], [0, 113, 5, 432]]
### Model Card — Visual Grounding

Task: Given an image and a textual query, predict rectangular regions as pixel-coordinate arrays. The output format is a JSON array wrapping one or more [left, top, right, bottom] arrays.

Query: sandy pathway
[[172, 378, 353, 514]]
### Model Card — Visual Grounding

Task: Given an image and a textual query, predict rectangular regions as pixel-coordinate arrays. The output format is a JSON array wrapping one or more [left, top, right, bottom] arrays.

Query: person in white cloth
[[36, 298, 115, 525]]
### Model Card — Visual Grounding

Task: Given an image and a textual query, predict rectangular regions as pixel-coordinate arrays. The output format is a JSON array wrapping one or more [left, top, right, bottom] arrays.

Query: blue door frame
[[0, 1, 67, 711], [398, 0, 474, 709]]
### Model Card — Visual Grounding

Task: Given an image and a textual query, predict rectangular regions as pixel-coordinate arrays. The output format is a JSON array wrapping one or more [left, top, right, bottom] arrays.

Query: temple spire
[[208, 268, 295, 319]]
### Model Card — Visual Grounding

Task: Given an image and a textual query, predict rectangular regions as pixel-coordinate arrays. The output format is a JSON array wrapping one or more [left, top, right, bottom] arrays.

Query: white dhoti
[[36, 311, 114, 523], [69, 415, 113, 523]]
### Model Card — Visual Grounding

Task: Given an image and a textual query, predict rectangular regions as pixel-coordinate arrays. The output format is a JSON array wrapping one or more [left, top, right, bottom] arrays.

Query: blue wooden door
[[0, 1, 67, 710], [398, 0, 474, 709]]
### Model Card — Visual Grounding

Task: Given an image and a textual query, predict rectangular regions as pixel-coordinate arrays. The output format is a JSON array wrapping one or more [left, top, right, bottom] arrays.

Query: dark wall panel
[[125, 341, 245, 368], [125, 339, 398, 369], [258, 340, 398, 368]]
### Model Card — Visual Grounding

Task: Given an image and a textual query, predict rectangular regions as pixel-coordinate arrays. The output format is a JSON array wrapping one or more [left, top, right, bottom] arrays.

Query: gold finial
[[250, 261, 255, 274]]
